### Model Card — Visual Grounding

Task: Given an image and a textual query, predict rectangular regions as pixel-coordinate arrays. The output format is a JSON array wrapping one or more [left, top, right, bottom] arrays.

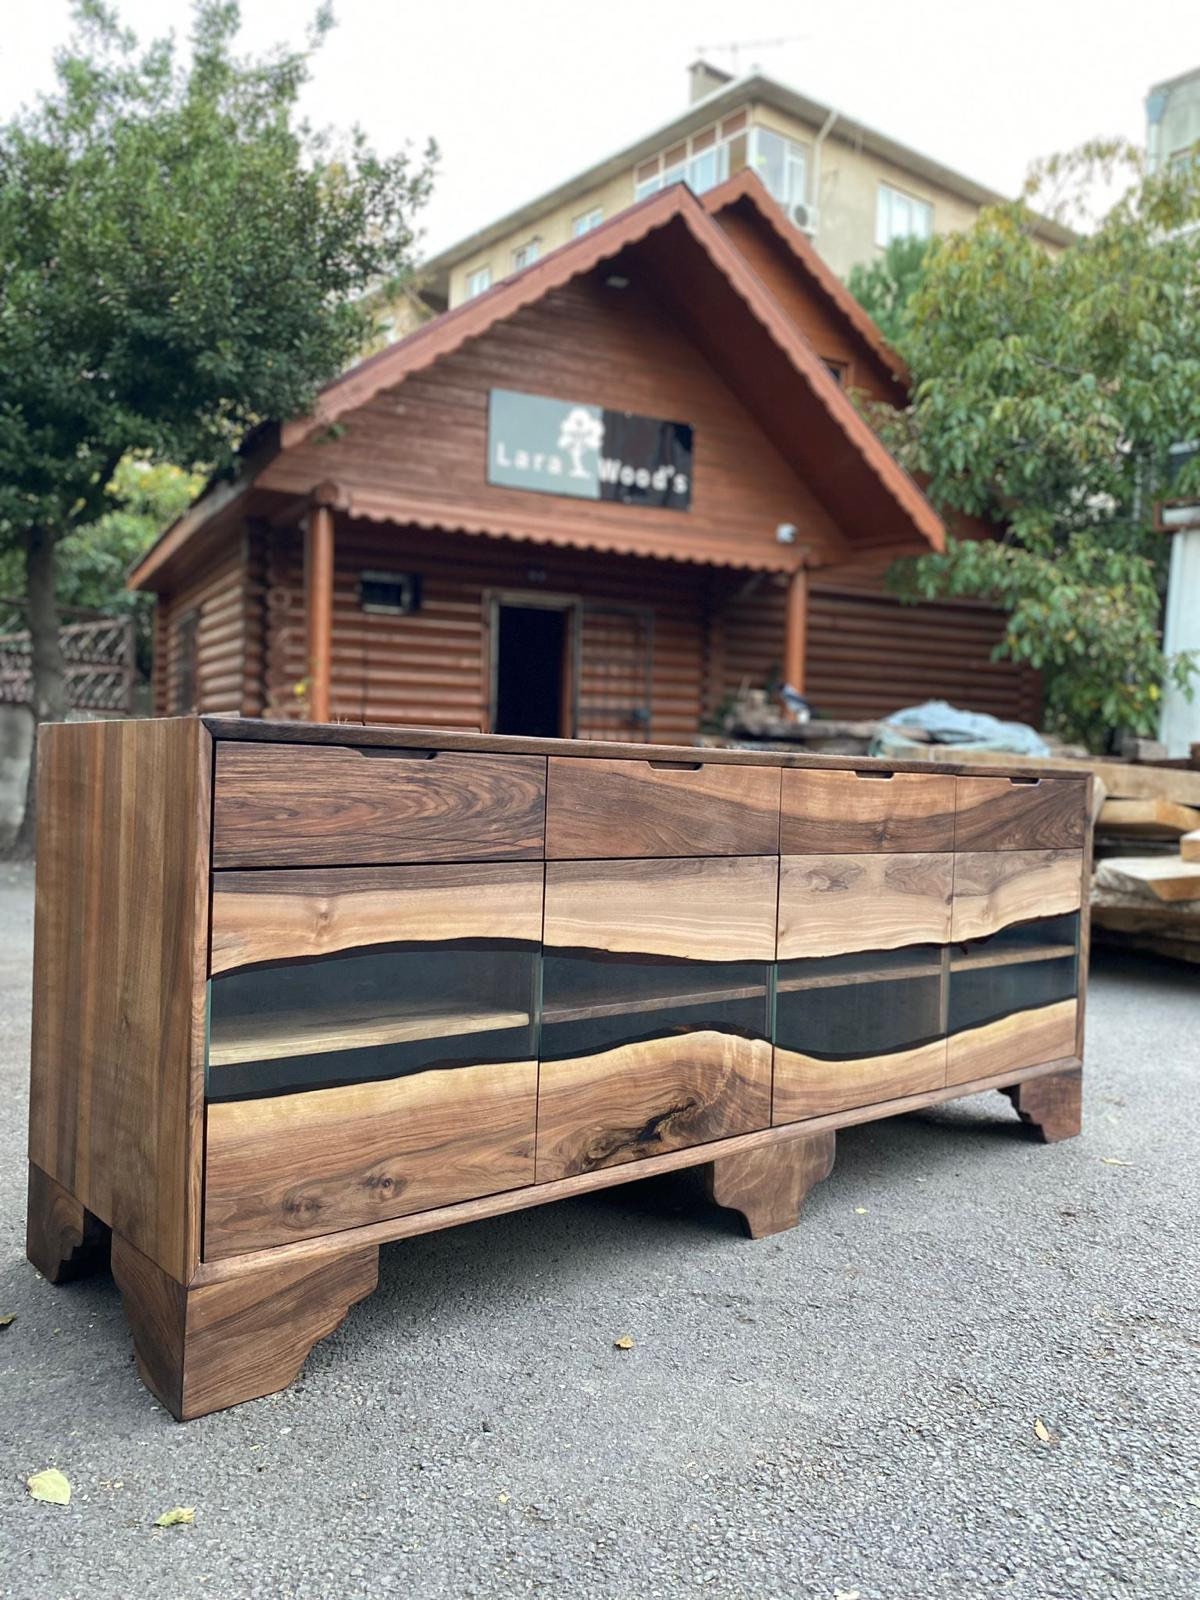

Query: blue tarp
[[870, 699, 1051, 759]]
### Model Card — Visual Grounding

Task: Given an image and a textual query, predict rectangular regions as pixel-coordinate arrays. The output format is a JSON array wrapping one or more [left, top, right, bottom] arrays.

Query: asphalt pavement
[[0, 860, 1196, 1600]]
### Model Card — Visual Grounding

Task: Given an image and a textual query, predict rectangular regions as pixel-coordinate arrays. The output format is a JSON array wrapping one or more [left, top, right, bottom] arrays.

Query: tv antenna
[[695, 34, 809, 75]]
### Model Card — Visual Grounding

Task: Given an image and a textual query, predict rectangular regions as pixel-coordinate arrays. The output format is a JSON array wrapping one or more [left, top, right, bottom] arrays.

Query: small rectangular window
[[572, 207, 604, 237], [822, 359, 847, 385], [513, 239, 540, 270], [173, 608, 199, 714], [466, 265, 492, 298], [359, 571, 421, 615], [875, 183, 933, 247]]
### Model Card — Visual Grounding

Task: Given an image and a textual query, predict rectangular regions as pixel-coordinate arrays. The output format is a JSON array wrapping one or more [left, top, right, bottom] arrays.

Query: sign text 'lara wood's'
[[487, 388, 693, 511]]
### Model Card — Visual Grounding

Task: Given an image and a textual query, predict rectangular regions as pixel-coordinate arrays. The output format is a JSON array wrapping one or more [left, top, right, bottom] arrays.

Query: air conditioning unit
[[789, 200, 818, 234]]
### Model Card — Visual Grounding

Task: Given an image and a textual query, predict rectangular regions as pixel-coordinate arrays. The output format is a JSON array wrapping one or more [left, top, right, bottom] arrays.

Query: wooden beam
[[305, 500, 334, 723], [784, 566, 808, 693]]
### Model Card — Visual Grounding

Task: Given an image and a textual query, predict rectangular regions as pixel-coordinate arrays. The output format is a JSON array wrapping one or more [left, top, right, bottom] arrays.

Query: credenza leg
[[706, 1131, 836, 1238], [26, 1162, 110, 1284], [110, 1236, 380, 1420], [1002, 1068, 1083, 1143]]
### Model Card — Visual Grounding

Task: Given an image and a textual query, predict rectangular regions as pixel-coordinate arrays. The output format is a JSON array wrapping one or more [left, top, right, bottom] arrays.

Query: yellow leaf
[[27, 1469, 71, 1506], [1033, 1418, 1052, 1443], [613, 1335, 635, 1351], [0, 1313, 15, 1328], [154, 1507, 195, 1528], [854, 1207, 868, 1215], [1101, 1158, 1134, 1167], [497, 1491, 510, 1505]]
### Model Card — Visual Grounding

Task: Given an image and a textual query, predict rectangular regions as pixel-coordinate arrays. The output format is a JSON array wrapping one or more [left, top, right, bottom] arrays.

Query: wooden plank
[[946, 999, 1078, 1084], [28, 718, 210, 1284], [1094, 856, 1200, 904], [545, 755, 780, 858], [950, 851, 1083, 943], [535, 1030, 771, 1182], [955, 776, 1088, 851], [911, 745, 1200, 808], [1182, 829, 1200, 862], [773, 1038, 946, 1123], [210, 862, 544, 975], [543, 855, 778, 962], [212, 742, 547, 868], [204, 1059, 537, 1258], [192, 1054, 1080, 1286], [208, 1002, 531, 1067], [1098, 798, 1200, 838], [780, 768, 956, 854], [777, 852, 953, 959], [949, 942, 1078, 973]]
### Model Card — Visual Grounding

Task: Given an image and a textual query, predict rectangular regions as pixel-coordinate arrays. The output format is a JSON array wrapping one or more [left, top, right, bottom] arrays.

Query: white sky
[[2, 0, 1198, 256]]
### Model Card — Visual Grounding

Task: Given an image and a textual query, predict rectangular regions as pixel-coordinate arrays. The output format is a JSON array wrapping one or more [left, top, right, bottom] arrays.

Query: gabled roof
[[129, 175, 942, 590]]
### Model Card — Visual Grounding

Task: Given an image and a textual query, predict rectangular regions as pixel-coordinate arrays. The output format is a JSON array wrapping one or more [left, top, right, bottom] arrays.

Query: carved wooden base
[[110, 1236, 379, 1420], [706, 1131, 836, 1238], [1002, 1067, 1083, 1143], [26, 1163, 110, 1284]]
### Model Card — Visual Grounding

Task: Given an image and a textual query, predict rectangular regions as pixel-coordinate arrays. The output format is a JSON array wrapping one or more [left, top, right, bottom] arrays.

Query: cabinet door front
[[773, 853, 952, 1122], [203, 863, 542, 1257], [536, 857, 776, 1181]]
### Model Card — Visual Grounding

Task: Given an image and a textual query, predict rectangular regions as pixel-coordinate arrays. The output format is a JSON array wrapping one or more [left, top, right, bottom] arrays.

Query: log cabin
[[128, 172, 1038, 740]]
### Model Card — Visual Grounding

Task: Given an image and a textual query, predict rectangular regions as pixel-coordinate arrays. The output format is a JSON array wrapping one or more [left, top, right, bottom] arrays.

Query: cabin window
[[822, 359, 847, 385], [172, 608, 199, 714], [466, 264, 492, 298], [875, 183, 933, 247], [748, 127, 809, 216], [513, 239, 540, 270], [572, 207, 604, 237], [359, 571, 421, 615]]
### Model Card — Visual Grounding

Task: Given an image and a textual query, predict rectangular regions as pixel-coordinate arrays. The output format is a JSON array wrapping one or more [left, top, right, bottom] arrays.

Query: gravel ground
[[0, 858, 1196, 1599]]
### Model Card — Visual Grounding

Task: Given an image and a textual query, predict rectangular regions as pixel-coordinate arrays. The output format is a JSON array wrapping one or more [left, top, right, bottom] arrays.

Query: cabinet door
[[203, 863, 542, 1257], [954, 777, 1087, 852], [946, 851, 1083, 1084], [780, 768, 956, 854], [773, 853, 952, 1122], [536, 857, 776, 1181]]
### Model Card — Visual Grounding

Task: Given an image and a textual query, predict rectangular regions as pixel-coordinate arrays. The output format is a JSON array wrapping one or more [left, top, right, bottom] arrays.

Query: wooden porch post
[[784, 566, 808, 694], [305, 494, 335, 723]]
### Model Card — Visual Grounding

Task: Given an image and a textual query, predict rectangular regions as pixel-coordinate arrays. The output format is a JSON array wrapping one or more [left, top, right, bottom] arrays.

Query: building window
[[822, 359, 847, 385], [512, 239, 540, 270], [748, 127, 809, 217], [633, 120, 733, 200], [466, 264, 492, 298], [359, 571, 422, 615], [572, 207, 604, 236], [172, 609, 199, 714], [875, 183, 933, 247]]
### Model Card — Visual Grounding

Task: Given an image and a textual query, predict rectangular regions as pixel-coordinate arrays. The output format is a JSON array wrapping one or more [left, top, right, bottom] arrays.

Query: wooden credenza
[[27, 719, 1092, 1418]]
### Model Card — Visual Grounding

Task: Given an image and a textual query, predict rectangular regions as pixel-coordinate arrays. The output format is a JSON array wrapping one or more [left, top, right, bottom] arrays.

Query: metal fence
[[0, 608, 136, 714]]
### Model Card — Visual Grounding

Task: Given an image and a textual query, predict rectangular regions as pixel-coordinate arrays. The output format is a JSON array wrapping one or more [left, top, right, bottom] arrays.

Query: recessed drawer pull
[[646, 760, 702, 772], [1009, 776, 1041, 786], [854, 769, 894, 780], [356, 746, 438, 760]]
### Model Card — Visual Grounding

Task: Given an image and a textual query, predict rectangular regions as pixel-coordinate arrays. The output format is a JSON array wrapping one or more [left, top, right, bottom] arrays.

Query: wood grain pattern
[[112, 1233, 379, 1419], [777, 852, 952, 959], [210, 863, 543, 975], [25, 1164, 109, 1284], [28, 718, 210, 1283], [955, 777, 1087, 851], [208, 1002, 531, 1067], [212, 743, 546, 868], [1002, 1068, 1083, 1143], [535, 1030, 772, 1182], [545, 756, 780, 858], [951, 851, 1084, 943], [706, 1131, 835, 1237], [772, 1038, 948, 1123], [544, 856, 778, 962], [780, 768, 956, 854], [946, 999, 1078, 1084], [205, 1059, 537, 1257]]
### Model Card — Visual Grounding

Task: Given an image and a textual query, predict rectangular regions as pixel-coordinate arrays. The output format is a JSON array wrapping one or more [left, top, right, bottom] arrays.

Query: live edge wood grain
[[780, 769, 956, 854], [946, 999, 1078, 1084], [777, 852, 952, 959], [954, 777, 1087, 851], [950, 851, 1084, 943], [212, 743, 546, 868], [535, 1030, 772, 1182], [545, 756, 780, 858], [28, 718, 210, 1284], [26, 1164, 109, 1284], [205, 1060, 537, 1257], [1002, 1067, 1083, 1142], [772, 1039, 948, 1123], [706, 1131, 836, 1237], [111, 1232, 379, 1419], [210, 862, 544, 975]]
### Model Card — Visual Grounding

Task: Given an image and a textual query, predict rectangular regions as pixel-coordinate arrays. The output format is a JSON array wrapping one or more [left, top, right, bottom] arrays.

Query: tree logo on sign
[[558, 407, 604, 479]]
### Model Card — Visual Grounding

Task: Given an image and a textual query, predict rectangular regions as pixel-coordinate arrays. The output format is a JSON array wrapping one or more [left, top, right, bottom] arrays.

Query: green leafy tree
[[846, 234, 932, 349], [0, 0, 436, 851], [874, 143, 1200, 749]]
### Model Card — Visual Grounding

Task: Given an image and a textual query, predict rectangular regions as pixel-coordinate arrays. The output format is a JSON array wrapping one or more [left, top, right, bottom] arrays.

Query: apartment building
[[1147, 65, 1200, 173], [414, 59, 1072, 315]]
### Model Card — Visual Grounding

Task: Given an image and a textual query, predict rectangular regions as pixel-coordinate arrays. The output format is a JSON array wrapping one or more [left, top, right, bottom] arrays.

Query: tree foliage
[[855, 143, 1200, 749], [846, 234, 933, 349]]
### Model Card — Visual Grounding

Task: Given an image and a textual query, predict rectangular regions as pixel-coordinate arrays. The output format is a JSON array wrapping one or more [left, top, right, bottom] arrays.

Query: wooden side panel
[[29, 718, 210, 1283], [773, 1038, 947, 1124], [947, 1000, 1078, 1084], [212, 743, 547, 868], [777, 853, 953, 959], [546, 756, 780, 858], [951, 852, 1084, 943], [955, 777, 1088, 851], [204, 1060, 537, 1258], [780, 768, 956, 854]]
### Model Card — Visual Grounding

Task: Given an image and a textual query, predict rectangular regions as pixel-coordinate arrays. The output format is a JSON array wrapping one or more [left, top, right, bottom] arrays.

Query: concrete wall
[[0, 705, 33, 849]]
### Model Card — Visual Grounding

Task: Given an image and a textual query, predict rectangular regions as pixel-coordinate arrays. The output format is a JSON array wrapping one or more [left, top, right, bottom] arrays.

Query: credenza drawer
[[545, 756, 779, 858], [780, 768, 956, 854], [777, 852, 953, 959], [212, 743, 546, 868], [954, 776, 1087, 852]]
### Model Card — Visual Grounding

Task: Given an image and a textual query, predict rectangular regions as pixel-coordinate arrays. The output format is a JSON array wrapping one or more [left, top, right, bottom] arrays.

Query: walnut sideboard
[[26, 718, 1093, 1419]]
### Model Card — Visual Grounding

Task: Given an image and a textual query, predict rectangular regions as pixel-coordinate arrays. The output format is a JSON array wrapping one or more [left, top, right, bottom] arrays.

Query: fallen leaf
[[154, 1507, 195, 1528], [854, 1207, 868, 1215], [613, 1335, 634, 1351], [1100, 1158, 1134, 1167], [1033, 1418, 1054, 1444], [0, 1313, 15, 1328], [27, 1469, 71, 1506], [834, 1590, 862, 1599], [497, 1491, 510, 1505]]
